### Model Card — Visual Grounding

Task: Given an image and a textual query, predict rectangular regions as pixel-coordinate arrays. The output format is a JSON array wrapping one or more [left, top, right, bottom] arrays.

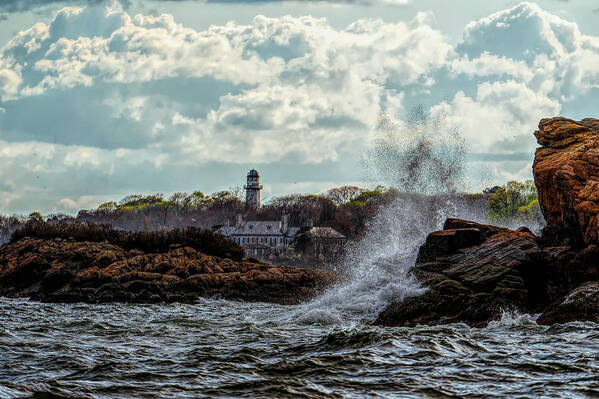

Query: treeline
[[11, 221, 244, 261], [74, 185, 490, 239], [1, 180, 545, 246], [77, 189, 245, 234], [75, 186, 418, 238]]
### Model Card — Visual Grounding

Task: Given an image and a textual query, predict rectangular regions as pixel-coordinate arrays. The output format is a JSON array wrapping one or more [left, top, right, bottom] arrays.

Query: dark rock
[[537, 282, 599, 324], [416, 228, 483, 263], [375, 218, 588, 327], [377, 213, 599, 327]]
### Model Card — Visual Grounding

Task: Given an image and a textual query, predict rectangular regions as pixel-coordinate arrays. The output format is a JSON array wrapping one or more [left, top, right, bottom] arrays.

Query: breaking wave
[[296, 110, 482, 325]]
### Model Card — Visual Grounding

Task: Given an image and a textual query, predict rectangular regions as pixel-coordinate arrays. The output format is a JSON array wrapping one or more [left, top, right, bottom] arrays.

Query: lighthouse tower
[[244, 169, 263, 210]]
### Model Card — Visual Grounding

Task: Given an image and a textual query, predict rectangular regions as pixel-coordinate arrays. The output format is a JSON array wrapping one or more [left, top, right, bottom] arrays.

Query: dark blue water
[[1, 297, 598, 399]]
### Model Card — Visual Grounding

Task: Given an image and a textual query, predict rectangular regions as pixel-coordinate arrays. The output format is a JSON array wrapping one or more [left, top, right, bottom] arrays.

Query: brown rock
[[0, 237, 338, 305], [533, 117, 599, 247]]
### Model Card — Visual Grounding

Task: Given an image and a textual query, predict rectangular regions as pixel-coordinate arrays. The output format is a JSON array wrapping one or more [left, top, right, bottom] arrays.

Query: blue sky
[[0, 0, 598, 214]]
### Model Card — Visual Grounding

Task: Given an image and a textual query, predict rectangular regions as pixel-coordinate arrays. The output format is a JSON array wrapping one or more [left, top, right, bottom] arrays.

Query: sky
[[0, 0, 598, 214]]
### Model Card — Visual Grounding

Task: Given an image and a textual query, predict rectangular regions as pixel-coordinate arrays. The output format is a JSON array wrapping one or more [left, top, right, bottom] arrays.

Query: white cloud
[[0, 68, 21, 100], [430, 80, 561, 152], [0, 1, 598, 213], [1, 6, 446, 163], [456, 1, 599, 99], [460, 2, 580, 60]]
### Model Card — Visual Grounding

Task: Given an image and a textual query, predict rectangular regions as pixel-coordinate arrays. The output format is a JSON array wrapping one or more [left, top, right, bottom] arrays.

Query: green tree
[[28, 211, 44, 222], [487, 180, 542, 225], [119, 193, 165, 208], [98, 201, 118, 212], [188, 191, 212, 208]]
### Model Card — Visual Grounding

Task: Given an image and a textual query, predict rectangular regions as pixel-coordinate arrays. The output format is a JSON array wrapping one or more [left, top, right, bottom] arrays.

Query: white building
[[218, 215, 300, 257]]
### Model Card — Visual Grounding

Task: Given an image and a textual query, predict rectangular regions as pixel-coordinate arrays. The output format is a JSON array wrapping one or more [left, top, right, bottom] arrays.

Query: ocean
[[1, 297, 598, 398]]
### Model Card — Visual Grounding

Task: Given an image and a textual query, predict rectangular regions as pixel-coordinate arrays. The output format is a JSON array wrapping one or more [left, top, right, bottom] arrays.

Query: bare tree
[[325, 186, 366, 206]]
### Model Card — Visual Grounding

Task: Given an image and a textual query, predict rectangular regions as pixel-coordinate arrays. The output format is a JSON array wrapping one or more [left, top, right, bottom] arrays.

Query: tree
[[98, 201, 118, 213], [229, 186, 245, 202], [211, 190, 238, 203], [168, 192, 189, 209], [187, 191, 212, 209], [325, 186, 366, 206], [487, 180, 542, 225], [266, 194, 336, 226], [28, 211, 44, 222], [119, 193, 165, 208]]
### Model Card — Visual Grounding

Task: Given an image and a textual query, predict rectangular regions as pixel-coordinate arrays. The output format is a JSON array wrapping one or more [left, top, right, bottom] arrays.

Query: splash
[[365, 109, 468, 194], [297, 109, 480, 325], [486, 309, 540, 329]]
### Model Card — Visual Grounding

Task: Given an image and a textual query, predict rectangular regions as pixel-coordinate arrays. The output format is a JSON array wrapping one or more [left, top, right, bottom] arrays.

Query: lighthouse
[[244, 169, 263, 210]]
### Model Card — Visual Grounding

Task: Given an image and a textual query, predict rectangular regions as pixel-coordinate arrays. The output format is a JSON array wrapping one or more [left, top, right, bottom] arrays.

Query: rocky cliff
[[0, 237, 337, 305], [533, 117, 599, 247], [377, 117, 599, 327]]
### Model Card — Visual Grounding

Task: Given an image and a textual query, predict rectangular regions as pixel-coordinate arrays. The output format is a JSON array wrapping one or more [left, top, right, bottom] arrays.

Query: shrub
[[10, 221, 245, 261]]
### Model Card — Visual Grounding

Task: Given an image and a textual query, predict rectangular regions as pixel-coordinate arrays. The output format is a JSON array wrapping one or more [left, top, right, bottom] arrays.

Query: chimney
[[281, 214, 289, 234], [236, 214, 243, 227]]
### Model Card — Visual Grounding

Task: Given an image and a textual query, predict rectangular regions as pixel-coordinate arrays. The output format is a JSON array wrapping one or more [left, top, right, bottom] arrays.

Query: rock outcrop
[[0, 237, 337, 305], [533, 117, 599, 247], [376, 220, 550, 327], [375, 218, 599, 327]]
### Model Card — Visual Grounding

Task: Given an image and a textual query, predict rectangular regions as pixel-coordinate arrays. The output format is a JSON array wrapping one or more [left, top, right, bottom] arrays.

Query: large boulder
[[0, 237, 338, 305], [533, 117, 599, 247]]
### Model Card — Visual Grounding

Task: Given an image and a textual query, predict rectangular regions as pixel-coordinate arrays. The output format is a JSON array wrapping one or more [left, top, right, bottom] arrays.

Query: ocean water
[[1, 298, 598, 399]]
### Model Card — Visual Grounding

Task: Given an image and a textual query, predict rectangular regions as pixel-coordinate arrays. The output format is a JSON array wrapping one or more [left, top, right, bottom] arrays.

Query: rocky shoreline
[[0, 237, 338, 305], [377, 117, 599, 327]]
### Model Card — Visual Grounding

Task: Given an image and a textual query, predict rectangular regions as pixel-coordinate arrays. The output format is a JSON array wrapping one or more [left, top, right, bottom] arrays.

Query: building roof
[[218, 220, 300, 237], [247, 169, 260, 177]]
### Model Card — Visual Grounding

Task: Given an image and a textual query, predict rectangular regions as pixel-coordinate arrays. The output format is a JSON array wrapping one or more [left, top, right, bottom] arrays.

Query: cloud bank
[[0, 1, 598, 213]]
